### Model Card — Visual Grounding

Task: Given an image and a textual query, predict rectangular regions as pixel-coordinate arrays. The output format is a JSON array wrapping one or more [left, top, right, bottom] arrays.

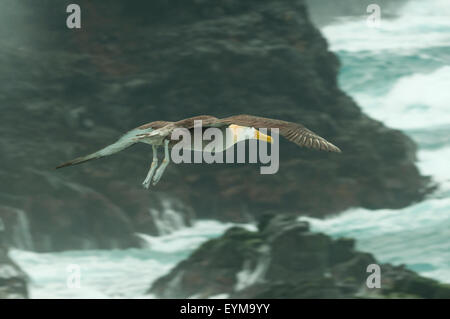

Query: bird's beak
[[255, 129, 272, 144]]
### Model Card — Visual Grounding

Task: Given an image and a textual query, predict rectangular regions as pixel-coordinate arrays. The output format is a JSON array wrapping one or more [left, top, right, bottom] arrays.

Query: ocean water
[[301, 0, 450, 283], [9, 221, 256, 298], [8, 0, 450, 298]]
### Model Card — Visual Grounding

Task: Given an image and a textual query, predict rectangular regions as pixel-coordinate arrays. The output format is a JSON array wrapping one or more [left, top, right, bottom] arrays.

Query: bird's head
[[228, 124, 272, 144]]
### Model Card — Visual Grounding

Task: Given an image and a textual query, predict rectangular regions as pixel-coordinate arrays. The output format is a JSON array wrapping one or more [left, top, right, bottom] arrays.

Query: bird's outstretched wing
[[172, 115, 221, 129], [148, 114, 340, 152], [56, 126, 157, 169], [219, 114, 341, 152], [132, 116, 220, 141]]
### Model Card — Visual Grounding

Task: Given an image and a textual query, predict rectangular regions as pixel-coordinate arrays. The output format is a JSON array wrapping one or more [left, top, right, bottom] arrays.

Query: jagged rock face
[[0, 248, 28, 299], [0, 0, 430, 250], [149, 215, 450, 299]]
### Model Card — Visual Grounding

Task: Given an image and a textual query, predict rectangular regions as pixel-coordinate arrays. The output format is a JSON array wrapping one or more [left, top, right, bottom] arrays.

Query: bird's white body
[[174, 125, 268, 153]]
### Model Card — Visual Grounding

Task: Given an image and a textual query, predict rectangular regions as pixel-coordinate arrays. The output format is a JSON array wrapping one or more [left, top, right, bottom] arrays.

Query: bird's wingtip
[[322, 140, 341, 153], [334, 145, 342, 153]]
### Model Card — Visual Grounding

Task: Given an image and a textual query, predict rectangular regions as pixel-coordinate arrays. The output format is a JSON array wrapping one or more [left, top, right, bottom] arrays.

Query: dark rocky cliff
[[0, 0, 431, 251], [149, 215, 450, 299]]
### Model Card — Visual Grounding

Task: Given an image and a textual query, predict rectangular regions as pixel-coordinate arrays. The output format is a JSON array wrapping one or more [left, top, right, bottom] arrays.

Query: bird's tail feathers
[[55, 153, 99, 169], [55, 128, 145, 169]]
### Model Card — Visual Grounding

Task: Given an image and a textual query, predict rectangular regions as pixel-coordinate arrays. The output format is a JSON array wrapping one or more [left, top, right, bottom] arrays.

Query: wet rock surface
[[149, 215, 450, 298], [0, 242, 28, 299]]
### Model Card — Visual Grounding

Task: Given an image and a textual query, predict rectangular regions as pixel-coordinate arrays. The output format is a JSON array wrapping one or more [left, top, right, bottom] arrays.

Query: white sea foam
[[353, 66, 450, 130], [136, 220, 256, 253], [418, 146, 450, 194], [322, 0, 450, 53], [235, 246, 270, 292], [9, 220, 255, 299], [148, 199, 187, 235]]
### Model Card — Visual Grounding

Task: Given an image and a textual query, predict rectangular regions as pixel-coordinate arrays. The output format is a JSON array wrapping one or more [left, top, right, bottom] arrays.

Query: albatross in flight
[[56, 115, 341, 188]]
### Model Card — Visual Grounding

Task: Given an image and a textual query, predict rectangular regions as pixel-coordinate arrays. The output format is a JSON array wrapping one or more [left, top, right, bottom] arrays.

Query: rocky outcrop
[[0, 0, 431, 250], [149, 215, 450, 299], [0, 229, 28, 299], [0, 251, 28, 298]]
